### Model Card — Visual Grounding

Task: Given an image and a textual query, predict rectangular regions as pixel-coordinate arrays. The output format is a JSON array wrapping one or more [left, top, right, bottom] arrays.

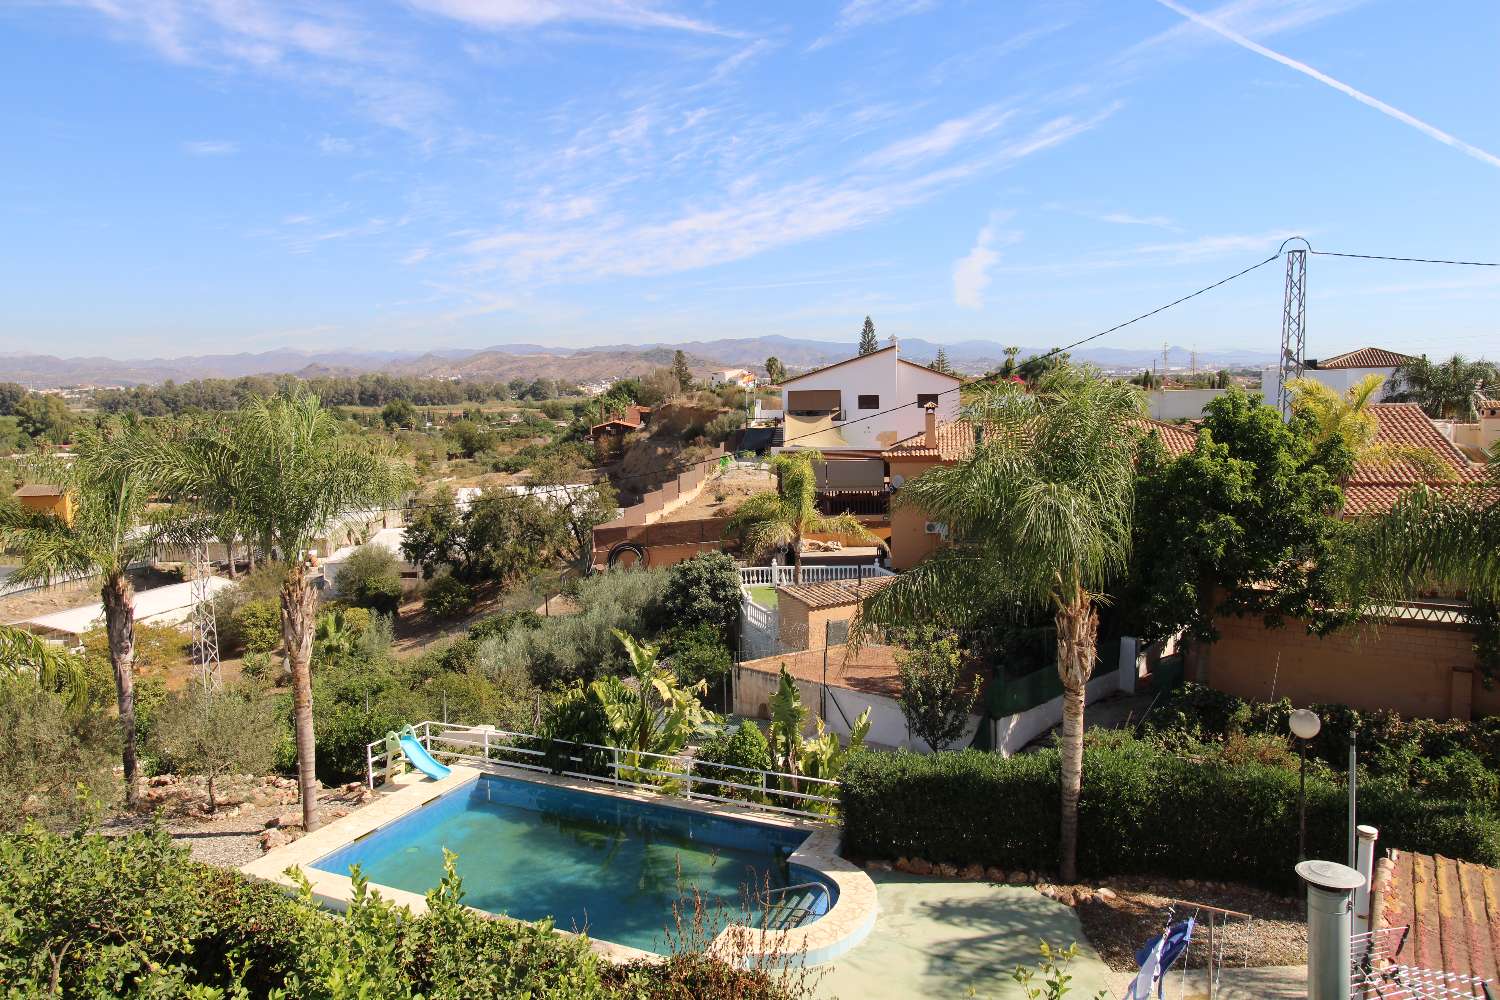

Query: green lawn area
[[748, 584, 777, 609]]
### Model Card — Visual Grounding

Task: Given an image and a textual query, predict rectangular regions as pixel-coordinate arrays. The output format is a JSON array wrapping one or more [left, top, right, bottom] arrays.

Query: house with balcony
[[777, 341, 963, 519]]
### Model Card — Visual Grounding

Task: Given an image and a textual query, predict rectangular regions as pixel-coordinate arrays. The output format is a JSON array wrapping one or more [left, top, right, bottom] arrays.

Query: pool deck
[[241, 763, 876, 967], [816, 871, 1115, 999]]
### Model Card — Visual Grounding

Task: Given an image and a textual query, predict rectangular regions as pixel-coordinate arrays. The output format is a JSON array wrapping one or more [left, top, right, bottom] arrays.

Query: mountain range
[[1, 337, 1276, 388]]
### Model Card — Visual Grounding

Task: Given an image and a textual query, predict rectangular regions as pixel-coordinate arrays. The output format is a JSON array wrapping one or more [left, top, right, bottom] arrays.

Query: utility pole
[[1161, 342, 1170, 379], [1278, 241, 1309, 418]]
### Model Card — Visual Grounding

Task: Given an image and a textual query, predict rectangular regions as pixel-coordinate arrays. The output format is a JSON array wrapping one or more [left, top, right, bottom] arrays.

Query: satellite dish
[[890, 474, 905, 489]]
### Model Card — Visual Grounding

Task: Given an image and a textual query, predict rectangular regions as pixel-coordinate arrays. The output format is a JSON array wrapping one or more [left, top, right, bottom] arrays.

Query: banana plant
[[767, 664, 871, 810], [592, 630, 719, 776]]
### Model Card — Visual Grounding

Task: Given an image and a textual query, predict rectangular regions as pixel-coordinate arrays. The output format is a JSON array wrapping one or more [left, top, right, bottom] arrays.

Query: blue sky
[[1, 0, 1497, 360]]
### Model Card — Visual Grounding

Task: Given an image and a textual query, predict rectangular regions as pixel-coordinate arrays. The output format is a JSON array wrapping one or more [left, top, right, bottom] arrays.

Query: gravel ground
[[1064, 875, 1306, 971], [100, 774, 375, 869]]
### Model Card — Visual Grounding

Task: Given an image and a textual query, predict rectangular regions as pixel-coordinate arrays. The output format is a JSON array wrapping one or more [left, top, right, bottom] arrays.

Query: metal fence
[[366, 721, 839, 821]]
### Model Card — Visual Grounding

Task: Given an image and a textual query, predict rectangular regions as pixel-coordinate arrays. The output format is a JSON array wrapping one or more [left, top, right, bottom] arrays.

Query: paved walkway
[[816, 871, 1114, 1000], [1103, 964, 1307, 999]]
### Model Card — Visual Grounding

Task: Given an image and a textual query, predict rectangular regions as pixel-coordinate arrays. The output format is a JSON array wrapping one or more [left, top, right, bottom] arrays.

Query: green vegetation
[[858, 315, 878, 355], [726, 450, 882, 583], [334, 543, 404, 615], [895, 628, 978, 752], [1388, 353, 1500, 421], [840, 731, 1499, 891], [0, 824, 815, 999], [155, 682, 282, 811], [862, 367, 1146, 882]]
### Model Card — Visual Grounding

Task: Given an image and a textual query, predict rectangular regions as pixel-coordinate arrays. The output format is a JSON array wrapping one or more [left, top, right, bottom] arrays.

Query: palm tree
[[1287, 374, 1455, 485], [0, 623, 87, 708], [150, 391, 411, 830], [859, 367, 1145, 881], [724, 450, 883, 582], [1388, 354, 1500, 421], [0, 425, 160, 806]]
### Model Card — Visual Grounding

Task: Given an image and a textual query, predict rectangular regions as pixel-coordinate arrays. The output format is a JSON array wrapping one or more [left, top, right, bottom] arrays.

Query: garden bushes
[[0, 824, 809, 999], [840, 732, 1500, 891]]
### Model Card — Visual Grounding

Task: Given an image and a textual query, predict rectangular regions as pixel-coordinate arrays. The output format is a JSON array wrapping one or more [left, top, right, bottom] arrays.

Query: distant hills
[[1, 337, 1276, 389]]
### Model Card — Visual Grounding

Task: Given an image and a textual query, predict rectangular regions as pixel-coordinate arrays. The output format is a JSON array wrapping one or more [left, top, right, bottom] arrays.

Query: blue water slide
[[398, 732, 452, 781]]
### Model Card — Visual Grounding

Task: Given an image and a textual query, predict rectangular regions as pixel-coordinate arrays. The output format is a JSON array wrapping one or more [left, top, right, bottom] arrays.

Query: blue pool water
[[311, 774, 834, 953]]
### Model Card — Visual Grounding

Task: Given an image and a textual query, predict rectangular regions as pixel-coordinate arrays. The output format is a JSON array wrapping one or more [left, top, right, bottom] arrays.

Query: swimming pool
[[310, 773, 836, 953]]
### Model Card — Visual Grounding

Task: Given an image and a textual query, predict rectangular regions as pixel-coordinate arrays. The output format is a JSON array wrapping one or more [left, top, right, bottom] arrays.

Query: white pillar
[[1354, 825, 1379, 935]]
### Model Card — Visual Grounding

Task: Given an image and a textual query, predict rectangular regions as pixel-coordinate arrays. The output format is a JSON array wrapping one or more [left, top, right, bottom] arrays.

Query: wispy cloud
[[182, 139, 238, 155], [406, 0, 735, 37], [861, 105, 1014, 169], [1099, 211, 1178, 229], [318, 135, 355, 154], [1154, 0, 1500, 170], [808, 0, 938, 51], [953, 215, 1019, 309]]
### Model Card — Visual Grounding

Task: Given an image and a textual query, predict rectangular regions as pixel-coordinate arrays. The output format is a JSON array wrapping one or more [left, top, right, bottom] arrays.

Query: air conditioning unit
[[924, 521, 948, 536]]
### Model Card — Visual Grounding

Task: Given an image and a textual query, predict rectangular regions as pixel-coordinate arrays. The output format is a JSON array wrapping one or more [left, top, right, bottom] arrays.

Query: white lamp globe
[[1289, 709, 1322, 741]]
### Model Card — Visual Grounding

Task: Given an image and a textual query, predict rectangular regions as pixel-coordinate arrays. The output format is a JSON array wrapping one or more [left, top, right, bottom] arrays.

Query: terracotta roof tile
[[1341, 403, 1485, 516], [776, 575, 896, 611], [1311, 347, 1416, 370]]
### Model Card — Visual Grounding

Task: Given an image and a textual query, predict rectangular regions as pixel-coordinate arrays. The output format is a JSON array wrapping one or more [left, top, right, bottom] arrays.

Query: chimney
[[923, 402, 937, 449]]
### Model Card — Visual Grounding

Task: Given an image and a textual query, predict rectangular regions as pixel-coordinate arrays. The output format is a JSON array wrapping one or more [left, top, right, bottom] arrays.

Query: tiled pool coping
[[240, 764, 876, 967]]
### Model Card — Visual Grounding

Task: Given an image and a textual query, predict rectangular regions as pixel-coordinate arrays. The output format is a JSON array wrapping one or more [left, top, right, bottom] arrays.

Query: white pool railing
[[366, 720, 840, 821]]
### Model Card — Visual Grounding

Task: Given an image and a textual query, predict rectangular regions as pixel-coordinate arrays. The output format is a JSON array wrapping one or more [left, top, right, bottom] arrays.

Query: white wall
[[1147, 388, 1228, 420], [1261, 365, 1399, 409], [824, 684, 984, 753], [779, 348, 960, 453]]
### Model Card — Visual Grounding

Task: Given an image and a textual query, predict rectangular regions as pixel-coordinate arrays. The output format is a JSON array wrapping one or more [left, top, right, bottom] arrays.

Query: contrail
[[1155, 0, 1500, 170]]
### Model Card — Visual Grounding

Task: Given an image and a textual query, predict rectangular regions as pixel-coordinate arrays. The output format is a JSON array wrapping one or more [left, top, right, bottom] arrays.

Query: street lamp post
[[1290, 708, 1322, 861]]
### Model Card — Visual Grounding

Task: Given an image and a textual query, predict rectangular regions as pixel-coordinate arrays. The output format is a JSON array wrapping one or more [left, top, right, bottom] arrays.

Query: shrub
[[0, 680, 115, 831], [695, 721, 773, 800], [0, 825, 813, 999], [425, 574, 475, 619], [662, 623, 733, 689], [233, 598, 283, 653], [469, 609, 543, 642], [894, 628, 979, 752], [659, 553, 741, 635], [335, 544, 405, 615], [155, 682, 283, 809], [242, 649, 274, 681], [839, 731, 1500, 890]]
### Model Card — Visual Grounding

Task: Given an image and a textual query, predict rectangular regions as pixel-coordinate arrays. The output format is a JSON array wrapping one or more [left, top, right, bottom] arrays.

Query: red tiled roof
[[882, 417, 1198, 463], [1341, 403, 1484, 516], [1311, 347, 1416, 370], [776, 575, 896, 610]]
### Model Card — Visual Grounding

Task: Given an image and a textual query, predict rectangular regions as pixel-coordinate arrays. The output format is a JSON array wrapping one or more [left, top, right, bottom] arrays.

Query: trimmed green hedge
[[840, 734, 1500, 890]]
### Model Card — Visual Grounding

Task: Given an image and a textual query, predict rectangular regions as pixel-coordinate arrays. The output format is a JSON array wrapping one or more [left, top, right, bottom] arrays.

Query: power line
[[1310, 249, 1500, 267], [382, 250, 1286, 519]]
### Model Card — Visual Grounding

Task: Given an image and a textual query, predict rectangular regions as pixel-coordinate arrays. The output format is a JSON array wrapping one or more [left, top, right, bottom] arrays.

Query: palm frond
[[0, 624, 88, 709]]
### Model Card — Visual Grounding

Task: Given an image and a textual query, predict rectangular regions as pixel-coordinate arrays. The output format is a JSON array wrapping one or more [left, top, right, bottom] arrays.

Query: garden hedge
[[839, 734, 1500, 891], [0, 824, 813, 999]]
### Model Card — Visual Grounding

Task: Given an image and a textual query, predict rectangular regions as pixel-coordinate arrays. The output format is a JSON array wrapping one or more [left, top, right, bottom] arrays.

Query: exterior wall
[[1439, 417, 1500, 456], [16, 492, 72, 524], [887, 456, 944, 570], [1204, 613, 1482, 720], [775, 593, 863, 651], [780, 350, 959, 454], [1260, 365, 1399, 408], [1147, 388, 1228, 420], [592, 516, 733, 570]]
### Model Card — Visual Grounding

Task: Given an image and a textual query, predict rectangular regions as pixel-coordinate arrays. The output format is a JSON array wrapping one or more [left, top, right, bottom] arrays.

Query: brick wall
[[1205, 613, 1483, 720]]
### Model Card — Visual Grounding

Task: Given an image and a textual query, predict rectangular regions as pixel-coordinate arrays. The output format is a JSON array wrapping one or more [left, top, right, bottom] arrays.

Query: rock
[[1007, 870, 1027, 885], [149, 775, 175, 787], [867, 860, 894, 872], [270, 812, 301, 830], [1097, 887, 1117, 901], [959, 863, 985, 881], [908, 858, 933, 876], [260, 829, 290, 852], [935, 863, 958, 878], [222, 806, 242, 819], [1075, 890, 1094, 905], [342, 781, 363, 793], [894, 857, 911, 872], [985, 867, 1007, 883]]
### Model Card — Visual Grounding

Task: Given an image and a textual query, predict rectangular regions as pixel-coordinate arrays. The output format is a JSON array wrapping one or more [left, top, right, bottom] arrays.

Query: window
[[916, 393, 940, 408], [857, 394, 880, 409]]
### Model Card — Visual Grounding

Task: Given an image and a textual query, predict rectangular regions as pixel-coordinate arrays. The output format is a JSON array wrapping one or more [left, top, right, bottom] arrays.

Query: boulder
[[894, 857, 912, 872], [270, 812, 302, 830], [1007, 870, 1027, 885], [959, 863, 985, 881], [867, 860, 894, 872], [1097, 887, 1117, 902], [935, 863, 958, 878], [148, 775, 175, 788], [260, 829, 290, 852], [908, 858, 934, 876], [985, 867, 1007, 883]]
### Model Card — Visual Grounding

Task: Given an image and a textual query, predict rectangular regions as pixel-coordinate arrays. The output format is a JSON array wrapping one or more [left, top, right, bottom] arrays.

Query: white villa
[[777, 340, 963, 459], [1260, 345, 1416, 406]]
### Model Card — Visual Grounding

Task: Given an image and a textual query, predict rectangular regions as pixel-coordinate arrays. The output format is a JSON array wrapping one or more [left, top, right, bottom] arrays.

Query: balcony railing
[[816, 491, 889, 517]]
